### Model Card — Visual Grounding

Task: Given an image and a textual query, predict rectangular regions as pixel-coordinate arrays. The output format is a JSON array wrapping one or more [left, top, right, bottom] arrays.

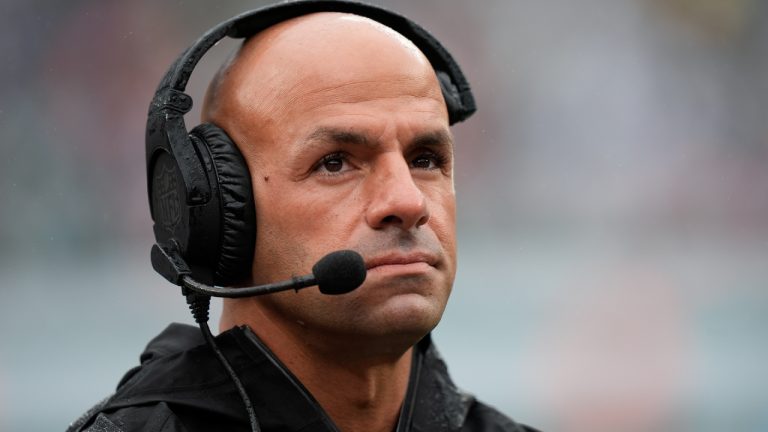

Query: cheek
[[254, 179, 358, 247], [249, 175, 308, 263], [428, 187, 457, 256], [249, 183, 331, 282]]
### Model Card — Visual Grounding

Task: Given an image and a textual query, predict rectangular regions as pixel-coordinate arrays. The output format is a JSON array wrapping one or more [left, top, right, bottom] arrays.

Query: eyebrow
[[412, 129, 454, 149], [305, 127, 375, 148], [303, 126, 454, 150]]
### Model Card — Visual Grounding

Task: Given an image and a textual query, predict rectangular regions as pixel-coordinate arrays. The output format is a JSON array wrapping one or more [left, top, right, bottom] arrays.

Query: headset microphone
[[151, 245, 367, 297], [197, 249, 365, 296]]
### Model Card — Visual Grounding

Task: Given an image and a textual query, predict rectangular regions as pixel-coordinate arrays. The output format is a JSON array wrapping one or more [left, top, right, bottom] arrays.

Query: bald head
[[201, 12, 447, 149]]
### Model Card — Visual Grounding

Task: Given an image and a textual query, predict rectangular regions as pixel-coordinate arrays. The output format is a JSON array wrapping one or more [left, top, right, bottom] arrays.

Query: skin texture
[[204, 13, 455, 432]]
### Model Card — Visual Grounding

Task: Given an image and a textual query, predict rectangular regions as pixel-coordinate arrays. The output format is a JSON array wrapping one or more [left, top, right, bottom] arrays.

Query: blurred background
[[1, 0, 767, 431]]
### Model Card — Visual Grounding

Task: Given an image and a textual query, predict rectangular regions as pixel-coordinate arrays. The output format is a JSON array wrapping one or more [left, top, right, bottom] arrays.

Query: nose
[[365, 155, 430, 230]]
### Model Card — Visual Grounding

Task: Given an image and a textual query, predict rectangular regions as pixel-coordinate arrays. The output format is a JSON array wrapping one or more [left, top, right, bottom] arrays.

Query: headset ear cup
[[189, 123, 256, 286]]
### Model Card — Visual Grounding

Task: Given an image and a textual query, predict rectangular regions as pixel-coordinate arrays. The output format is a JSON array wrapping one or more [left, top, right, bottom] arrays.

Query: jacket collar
[[108, 323, 475, 432]]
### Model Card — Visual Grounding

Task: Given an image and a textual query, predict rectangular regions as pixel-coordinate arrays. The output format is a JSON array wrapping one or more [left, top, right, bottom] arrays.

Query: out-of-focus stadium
[[1, 0, 767, 431]]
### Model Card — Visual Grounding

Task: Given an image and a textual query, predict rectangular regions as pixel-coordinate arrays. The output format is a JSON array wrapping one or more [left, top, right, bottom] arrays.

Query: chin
[[275, 292, 448, 358], [367, 293, 446, 339]]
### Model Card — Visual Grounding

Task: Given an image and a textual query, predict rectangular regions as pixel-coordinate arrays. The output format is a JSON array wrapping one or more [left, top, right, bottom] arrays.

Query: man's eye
[[314, 153, 349, 174], [411, 152, 447, 170]]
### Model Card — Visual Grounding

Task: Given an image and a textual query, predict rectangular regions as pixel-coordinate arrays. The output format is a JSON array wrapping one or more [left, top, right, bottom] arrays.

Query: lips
[[364, 252, 438, 271]]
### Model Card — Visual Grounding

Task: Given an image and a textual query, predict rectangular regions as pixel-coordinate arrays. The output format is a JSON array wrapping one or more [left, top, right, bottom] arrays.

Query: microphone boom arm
[[181, 274, 317, 298], [151, 243, 365, 298]]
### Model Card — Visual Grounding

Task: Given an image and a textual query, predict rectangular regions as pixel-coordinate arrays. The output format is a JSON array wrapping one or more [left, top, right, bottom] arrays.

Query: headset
[[145, 2, 476, 430], [146, 0, 476, 288]]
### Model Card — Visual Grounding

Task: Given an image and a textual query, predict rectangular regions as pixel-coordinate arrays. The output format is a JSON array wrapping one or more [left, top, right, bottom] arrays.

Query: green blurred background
[[1, 0, 767, 431]]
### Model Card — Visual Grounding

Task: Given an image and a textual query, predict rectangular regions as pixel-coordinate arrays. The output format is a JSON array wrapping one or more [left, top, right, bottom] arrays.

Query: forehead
[[213, 12, 448, 131]]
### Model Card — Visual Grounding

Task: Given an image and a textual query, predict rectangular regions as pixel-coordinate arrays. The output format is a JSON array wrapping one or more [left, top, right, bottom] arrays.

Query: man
[[69, 4, 538, 432]]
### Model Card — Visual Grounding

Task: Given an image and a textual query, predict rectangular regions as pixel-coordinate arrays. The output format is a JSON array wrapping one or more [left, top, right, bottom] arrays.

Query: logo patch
[[153, 160, 181, 231]]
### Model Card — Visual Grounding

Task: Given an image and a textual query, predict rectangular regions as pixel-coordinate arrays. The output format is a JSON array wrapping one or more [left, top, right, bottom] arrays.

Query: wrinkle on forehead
[[202, 12, 447, 131], [277, 77, 444, 119]]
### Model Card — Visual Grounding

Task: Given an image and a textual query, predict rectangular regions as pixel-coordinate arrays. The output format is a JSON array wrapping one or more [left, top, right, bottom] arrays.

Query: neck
[[298, 346, 413, 432], [220, 298, 415, 432]]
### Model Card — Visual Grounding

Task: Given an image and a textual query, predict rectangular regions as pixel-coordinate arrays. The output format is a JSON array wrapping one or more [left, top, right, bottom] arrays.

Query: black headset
[[146, 0, 477, 288]]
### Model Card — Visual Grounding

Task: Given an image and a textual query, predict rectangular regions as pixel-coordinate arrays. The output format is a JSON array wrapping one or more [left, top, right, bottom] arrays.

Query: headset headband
[[149, 0, 476, 124]]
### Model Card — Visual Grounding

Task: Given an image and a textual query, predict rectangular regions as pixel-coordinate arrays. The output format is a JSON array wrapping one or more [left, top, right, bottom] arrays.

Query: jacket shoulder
[[70, 402, 188, 432], [67, 324, 205, 432], [462, 401, 542, 432]]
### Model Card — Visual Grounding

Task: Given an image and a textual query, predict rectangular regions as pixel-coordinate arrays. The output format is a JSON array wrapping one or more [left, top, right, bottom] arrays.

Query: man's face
[[209, 14, 455, 349]]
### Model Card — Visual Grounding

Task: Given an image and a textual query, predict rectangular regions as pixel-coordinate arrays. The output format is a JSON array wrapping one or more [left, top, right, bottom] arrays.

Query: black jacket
[[68, 324, 539, 432]]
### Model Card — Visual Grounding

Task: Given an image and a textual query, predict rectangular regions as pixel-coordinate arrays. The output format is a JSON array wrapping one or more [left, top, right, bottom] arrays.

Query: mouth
[[365, 252, 439, 272]]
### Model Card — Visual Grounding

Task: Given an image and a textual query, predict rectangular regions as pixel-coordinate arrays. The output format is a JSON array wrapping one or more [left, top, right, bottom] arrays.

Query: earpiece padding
[[189, 123, 256, 285]]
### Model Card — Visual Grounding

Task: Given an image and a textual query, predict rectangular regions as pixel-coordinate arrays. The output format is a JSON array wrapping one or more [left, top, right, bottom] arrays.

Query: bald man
[[68, 5, 539, 432]]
